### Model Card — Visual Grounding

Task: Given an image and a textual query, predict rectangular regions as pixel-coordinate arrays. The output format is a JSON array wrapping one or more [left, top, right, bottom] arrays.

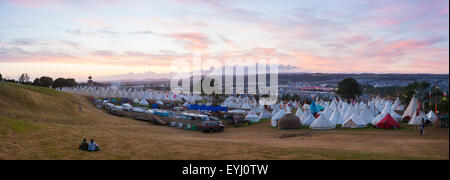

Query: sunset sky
[[0, 0, 449, 81]]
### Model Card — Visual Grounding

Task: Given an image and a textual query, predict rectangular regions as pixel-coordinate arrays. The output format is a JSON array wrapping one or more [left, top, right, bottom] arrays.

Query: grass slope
[[0, 82, 448, 160]]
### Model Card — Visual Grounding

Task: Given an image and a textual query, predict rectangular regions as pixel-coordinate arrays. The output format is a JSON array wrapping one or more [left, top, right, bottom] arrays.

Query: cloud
[[96, 71, 177, 81], [9, 38, 43, 46], [166, 32, 211, 51], [128, 30, 153, 35]]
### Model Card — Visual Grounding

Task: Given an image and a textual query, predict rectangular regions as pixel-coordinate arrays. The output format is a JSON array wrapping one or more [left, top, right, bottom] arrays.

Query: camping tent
[[371, 112, 387, 126], [329, 108, 345, 125], [391, 97, 404, 111], [310, 101, 320, 114], [358, 107, 374, 124], [408, 110, 427, 125], [139, 99, 149, 106], [342, 119, 359, 128], [345, 114, 365, 126], [245, 112, 260, 123], [295, 107, 303, 119], [402, 96, 418, 121], [427, 110, 437, 124], [390, 111, 402, 122], [278, 113, 301, 129], [271, 110, 286, 127], [321, 106, 333, 120], [300, 110, 315, 126], [259, 108, 272, 120], [310, 114, 335, 129], [376, 114, 399, 129]]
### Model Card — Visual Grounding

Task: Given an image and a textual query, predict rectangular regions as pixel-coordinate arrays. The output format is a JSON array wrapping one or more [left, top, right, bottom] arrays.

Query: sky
[[0, 0, 448, 82]]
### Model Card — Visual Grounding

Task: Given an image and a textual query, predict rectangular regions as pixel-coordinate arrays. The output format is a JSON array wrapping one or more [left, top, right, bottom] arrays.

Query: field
[[0, 82, 448, 160]]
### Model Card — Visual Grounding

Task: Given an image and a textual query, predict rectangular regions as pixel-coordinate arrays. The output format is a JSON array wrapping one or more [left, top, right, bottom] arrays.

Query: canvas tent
[[427, 110, 437, 124], [329, 108, 345, 125], [345, 114, 365, 127], [391, 97, 404, 111], [408, 110, 427, 125], [278, 113, 301, 129], [300, 110, 316, 126], [371, 112, 387, 126], [295, 107, 303, 119], [402, 96, 418, 121], [139, 99, 149, 106], [310, 101, 320, 114], [376, 114, 399, 129], [245, 112, 260, 123], [358, 107, 373, 124], [271, 110, 286, 127], [259, 108, 272, 120], [342, 119, 359, 128], [310, 114, 335, 130]]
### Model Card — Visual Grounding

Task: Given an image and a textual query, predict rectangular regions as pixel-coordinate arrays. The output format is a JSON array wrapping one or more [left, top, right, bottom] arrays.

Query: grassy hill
[[0, 82, 448, 160]]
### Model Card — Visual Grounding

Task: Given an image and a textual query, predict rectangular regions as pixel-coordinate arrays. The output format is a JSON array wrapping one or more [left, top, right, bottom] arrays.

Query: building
[[88, 75, 94, 86]]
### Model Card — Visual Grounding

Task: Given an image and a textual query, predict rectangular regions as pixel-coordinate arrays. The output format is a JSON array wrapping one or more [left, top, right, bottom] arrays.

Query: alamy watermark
[[170, 52, 279, 105]]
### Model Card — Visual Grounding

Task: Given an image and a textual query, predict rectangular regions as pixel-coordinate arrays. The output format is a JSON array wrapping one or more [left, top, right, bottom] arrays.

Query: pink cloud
[[166, 32, 211, 51]]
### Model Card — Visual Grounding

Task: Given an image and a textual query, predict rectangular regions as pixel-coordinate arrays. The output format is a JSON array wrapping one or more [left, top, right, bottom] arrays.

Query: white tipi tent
[[408, 110, 427, 125], [329, 108, 345, 125], [402, 96, 418, 120], [271, 110, 286, 127], [427, 110, 437, 124], [245, 112, 260, 123], [310, 114, 335, 130], [300, 110, 316, 126], [295, 107, 303, 119], [342, 119, 360, 128], [259, 108, 272, 120], [358, 107, 374, 124]]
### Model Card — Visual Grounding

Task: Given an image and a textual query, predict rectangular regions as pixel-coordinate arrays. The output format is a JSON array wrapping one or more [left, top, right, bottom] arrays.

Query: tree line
[[0, 73, 78, 88]]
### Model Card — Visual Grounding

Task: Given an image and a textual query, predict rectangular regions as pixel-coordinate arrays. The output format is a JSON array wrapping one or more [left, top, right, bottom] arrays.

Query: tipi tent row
[[56, 86, 203, 104], [269, 96, 409, 129], [402, 95, 437, 125]]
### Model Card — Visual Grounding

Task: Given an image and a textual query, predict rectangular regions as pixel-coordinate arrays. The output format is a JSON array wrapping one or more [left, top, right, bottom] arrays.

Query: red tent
[[376, 113, 400, 129]]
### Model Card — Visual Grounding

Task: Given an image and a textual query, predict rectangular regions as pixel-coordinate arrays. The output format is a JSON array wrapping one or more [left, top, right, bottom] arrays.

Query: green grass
[[3, 82, 61, 97], [0, 117, 40, 134]]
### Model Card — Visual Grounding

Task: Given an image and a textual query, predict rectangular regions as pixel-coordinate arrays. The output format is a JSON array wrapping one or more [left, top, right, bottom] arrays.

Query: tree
[[53, 78, 78, 88], [32, 78, 40, 86], [336, 78, 362, 100], [0, 73, 2, 80], [401, 81, 430, 104], [19, 73, 30, 84], [38, 76, 54, 87], [291, 94, 300, 101]]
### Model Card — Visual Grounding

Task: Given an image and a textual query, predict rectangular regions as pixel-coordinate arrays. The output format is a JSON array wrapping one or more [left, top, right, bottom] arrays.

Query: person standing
[[419, 119, 425, 135]]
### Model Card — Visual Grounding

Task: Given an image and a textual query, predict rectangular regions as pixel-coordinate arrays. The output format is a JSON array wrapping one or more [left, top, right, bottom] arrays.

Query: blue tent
[[317, 104, 325, 111], [310, 100, 320, 114], [187, 104, 228, 112], [151, 104, 160, 109], [121, 98, 130, 103]]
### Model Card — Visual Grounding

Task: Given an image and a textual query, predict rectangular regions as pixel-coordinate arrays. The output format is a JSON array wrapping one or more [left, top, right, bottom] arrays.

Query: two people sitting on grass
[[78, 138, 100, 152]]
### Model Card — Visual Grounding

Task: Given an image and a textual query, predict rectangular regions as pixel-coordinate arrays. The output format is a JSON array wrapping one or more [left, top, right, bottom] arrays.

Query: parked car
[[200, 121, 224, 133]]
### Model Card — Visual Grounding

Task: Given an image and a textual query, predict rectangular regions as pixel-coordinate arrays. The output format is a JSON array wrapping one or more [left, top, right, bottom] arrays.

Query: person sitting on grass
[[79, 139, 89, 151], [88, 138, 100, 152]]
